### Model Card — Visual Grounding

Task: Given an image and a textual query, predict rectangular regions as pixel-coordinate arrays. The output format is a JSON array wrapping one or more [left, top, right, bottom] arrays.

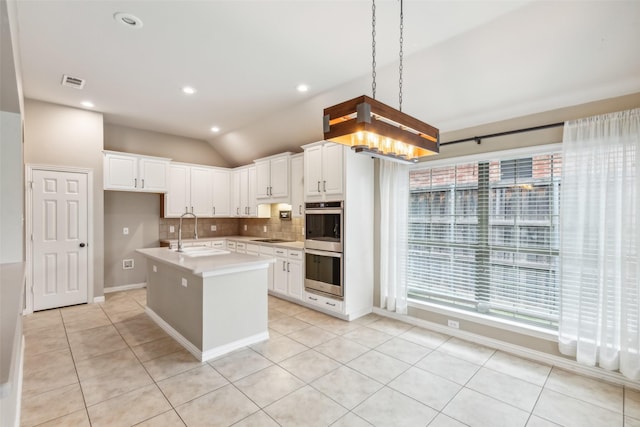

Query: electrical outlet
[[122, 259, 134, 269], [152, 265, 157, 273], [447, 319, 460, 329], [181, 277, 188, 288], [263, 225, 267, 232], [169, 225, 175, 233], [244, 224, 247, 231], [211, 225, 217, 231], [301, 227, 305, 236], [123, 227, 129, 235]]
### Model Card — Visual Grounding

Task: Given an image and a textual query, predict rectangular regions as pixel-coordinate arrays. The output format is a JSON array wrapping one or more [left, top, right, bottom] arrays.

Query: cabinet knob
[[79, 243, 86, 248]]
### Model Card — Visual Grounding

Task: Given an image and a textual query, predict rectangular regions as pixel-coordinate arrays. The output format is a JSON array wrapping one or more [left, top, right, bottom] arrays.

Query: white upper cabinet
[[189, 166, 214, 217], [104, 151, 170, 192], [290, 154, 304, 218], [164, 163, 231, 218], [303, 142, 344, 201], [165, 164, 191, 217], [254, 153, 291, 202], [232, 165, 269, 218], [211, 168, 231, 217]]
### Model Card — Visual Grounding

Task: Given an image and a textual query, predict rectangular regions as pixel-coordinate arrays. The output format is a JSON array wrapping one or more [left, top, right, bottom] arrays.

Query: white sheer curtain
[[559, 108, 640, 379], [379, 160, 409, 314]]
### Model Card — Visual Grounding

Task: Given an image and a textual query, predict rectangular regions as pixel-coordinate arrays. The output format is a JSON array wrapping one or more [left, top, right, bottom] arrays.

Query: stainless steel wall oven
[[304, 201, 344, 299]]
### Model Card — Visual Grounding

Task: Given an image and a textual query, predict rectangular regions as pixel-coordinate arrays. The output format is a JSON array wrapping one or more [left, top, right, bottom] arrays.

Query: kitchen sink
[[173, 246, 230, 257], [251, 238, 294, 243]]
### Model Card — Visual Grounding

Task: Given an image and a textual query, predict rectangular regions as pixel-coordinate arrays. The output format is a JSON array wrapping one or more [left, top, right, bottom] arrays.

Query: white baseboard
[[92, 296, 105, 303], [201, 332, 269, 362], [373, 307, 640, 390], [104, 283, 146, 293], [145, 307, 268, 362]]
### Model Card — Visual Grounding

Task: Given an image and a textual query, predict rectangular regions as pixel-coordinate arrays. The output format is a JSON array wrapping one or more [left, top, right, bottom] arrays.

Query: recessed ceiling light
[[182, 86, 196, 95], [114, 12, 143, 29], [297, 84, 309, 93], [81, 101, 94, 108], [210, 126, 220, 133]]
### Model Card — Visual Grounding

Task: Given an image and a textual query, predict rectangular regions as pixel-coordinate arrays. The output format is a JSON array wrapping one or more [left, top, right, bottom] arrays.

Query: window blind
[[408, 151, 562, 327]]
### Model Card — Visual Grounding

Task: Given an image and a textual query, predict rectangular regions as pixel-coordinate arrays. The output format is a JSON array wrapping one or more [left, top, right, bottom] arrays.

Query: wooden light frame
[[323, 95, 439, 163]]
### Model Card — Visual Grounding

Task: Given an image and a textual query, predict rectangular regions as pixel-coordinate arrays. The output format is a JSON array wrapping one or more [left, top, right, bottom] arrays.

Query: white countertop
[[137, 247, 275, 278], [160, 236, 305, 250]]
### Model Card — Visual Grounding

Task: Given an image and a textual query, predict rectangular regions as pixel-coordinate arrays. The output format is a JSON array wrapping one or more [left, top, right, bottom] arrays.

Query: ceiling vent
[[61, 75, 85, 89]]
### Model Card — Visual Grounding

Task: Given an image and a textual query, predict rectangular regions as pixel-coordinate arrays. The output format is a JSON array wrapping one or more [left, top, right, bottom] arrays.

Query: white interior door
[[32, 169, 89, 311]]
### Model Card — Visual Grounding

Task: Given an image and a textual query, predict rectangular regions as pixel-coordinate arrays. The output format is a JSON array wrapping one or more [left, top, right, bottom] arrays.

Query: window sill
[[407, 298, 559, 342]]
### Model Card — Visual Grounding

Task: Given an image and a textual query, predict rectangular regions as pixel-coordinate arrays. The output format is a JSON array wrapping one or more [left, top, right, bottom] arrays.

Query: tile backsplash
[[159, 205, 304, 241]]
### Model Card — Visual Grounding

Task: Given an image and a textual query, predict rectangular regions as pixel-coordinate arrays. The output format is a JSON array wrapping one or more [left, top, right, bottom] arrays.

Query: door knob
[[79, 243, 86, 248]]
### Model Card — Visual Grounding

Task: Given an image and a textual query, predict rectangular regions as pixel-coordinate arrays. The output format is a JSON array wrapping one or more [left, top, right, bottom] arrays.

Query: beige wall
[[374, 92, 640, 353], [23, 99, 105, 297], [104, 123, 229, 167], [104, 191, 160, 288], [0, 111, 23, 263]]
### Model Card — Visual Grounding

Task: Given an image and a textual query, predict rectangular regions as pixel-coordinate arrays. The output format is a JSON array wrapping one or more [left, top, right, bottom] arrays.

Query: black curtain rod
[[441, 121, 565, 146]]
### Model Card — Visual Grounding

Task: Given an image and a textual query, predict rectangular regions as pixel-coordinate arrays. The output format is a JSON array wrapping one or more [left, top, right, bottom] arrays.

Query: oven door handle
[[305, 249, 342, 258], [304, 209, 343, 215]]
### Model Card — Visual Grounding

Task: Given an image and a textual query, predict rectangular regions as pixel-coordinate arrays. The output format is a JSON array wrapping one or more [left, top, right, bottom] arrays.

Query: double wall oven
[[304, 201, 344, 299]]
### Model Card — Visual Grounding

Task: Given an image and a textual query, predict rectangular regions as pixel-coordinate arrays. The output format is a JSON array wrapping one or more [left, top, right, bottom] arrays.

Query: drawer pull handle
[[309, 296, 318, 301], [326, 302, 336, 307]]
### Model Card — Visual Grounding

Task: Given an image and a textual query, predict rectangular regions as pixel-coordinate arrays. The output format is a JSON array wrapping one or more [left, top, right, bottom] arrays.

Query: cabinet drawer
[[260, 246, 273, 255], [274, 248, 287, 257], [247, 243, 259, 253], [210, 240, 225, 249], [236, 242, 247, 250], [226, 241, 236, 250], [303, 291, 343, 313], [288, 250, 302, 259]]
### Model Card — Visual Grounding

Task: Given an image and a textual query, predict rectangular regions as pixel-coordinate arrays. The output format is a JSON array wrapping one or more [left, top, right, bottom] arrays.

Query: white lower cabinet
[[260, 246, 275, 291], [303, 291, 343, 314], [271, 248, 303, 301]]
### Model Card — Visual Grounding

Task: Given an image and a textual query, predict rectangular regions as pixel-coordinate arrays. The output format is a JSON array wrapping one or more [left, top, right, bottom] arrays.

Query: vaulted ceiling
[[10, 1, 640, 166]]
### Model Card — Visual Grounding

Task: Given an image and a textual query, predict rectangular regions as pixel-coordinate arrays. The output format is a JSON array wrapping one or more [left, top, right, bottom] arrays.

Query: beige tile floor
[[20, 288, 640, 427]]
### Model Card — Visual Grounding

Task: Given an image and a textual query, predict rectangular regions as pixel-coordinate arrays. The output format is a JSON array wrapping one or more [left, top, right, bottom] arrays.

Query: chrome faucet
[[177, 212, 198, 252]]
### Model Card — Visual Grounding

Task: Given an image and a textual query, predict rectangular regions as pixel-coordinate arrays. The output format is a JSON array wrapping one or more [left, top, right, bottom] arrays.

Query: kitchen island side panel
[[145, 262, 204, 349], [202, 268, 268, 350]]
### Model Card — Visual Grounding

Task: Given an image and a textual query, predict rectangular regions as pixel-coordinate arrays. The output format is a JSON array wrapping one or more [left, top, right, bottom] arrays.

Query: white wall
[[0, 111, 23, 263], [23, 99, 105, 298]]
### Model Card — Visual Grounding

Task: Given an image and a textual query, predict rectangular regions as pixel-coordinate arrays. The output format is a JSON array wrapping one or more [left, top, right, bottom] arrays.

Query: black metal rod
[[442, 122, 565, 146]]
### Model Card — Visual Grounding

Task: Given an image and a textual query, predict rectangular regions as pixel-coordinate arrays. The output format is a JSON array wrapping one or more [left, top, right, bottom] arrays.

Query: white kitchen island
[[136, 247, 274, 362]]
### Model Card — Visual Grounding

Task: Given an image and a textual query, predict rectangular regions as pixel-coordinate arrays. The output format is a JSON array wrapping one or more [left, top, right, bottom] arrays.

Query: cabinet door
[[270, 156, 289, 198], [255, 160, 271, 199], [304, 145, 323, 197], [104, 153, 137, 190], [287, 259, 303, 300], [290, 155, 304, 217], [231, 169, 242, 217], [212, 169, 230, 217], [247, 166, 258, 216], [273, 256, 288, 295], [190, 166, 214, 217], [139, 158, 169, 192], [165, 164, 190, 217], [322, 143, 344, 196]]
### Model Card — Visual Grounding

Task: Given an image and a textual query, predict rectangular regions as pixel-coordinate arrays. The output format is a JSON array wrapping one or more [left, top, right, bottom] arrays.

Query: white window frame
[[408, 143, 562, 339]]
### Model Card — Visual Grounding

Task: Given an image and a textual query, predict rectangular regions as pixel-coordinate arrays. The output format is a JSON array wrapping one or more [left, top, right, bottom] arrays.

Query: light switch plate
[[123, 227, 129, 235], [263, 225, 267, 232], [244, 225, 247, 231], [181, 278, 188, 288], [153, 265, 157, 273]]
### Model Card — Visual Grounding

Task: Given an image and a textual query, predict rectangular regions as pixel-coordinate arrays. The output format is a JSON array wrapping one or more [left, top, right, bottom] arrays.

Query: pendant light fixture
[[323, 0, 439, 163]]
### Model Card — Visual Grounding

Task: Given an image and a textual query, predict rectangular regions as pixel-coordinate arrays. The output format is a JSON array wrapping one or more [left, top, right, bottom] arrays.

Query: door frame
[[25, 164, 94, 314]]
